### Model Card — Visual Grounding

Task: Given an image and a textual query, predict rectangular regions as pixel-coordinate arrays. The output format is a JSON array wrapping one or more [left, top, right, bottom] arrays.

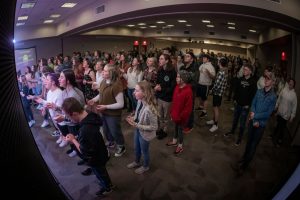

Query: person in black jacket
[[155, 54, 177, 139], [224, 64, 257, 145], [62, 97, 113, 197]]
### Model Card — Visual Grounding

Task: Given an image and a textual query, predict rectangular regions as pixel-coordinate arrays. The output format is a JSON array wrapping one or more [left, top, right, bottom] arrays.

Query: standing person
[[155, 54, 177, 140], [233, 72, 277, 173], [206, 57, 228, 132], [62, 97, 113, 197], [224, 64, 257, 146], [82, 58, 98, 101], [19, 75, 35, 127], [197, 54, 216, 118], [89, 64, 126, 157], [126, 81, 158, 174], [92, 60, 104, 90], [143, 57, 158, 88], [272, 78, 297, 147], [166, 70, 193, 154]]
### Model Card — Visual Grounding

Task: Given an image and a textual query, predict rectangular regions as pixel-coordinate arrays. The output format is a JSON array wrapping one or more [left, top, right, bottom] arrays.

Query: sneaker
[[81, 167, 93, 176], [68, 150, 77, 157], [114, 146, 126, 157], [224, 132, 233, 137], [206, 120, 215, 125], [199, 111, 207, 118], [96, 187, 113, 196], [183, 127, 193, 134], [51, 130, 60, 137], [166, 141, 177, 147], [28, 120, 35, 128], [59, 140, 68, 148], [66, 148, 73, 154], [56, 136, 63, 144], [209, 125, 218, 132], [134, 166, 149, 174], [40, 120, 50, 128], [127, 161, 141, 169], [174, 146, 183, 154]]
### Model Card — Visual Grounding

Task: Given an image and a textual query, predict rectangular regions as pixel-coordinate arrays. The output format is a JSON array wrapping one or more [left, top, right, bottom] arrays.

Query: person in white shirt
[[272, 78, 297, 147], [197, 54, 215, 118], [92, 60, 105, 90]]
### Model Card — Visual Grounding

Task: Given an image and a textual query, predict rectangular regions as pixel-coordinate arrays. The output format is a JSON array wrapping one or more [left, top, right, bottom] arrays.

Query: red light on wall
[[281, 51, 286, 61], [142, 40, 147, 46], [134, 40, 139, 46]]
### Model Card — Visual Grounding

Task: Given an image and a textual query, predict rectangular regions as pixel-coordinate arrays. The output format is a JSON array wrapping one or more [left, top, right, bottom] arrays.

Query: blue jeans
[[127, 88, 137, 111], [102, 114, 124, 147], [240, 121, 265, 169], [91, 165, 112, 190], [134, 129, 150, 167], [231, 104, 249, 140]]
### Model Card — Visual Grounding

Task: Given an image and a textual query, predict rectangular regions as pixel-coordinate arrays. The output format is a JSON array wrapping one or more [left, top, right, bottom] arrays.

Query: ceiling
[[14, 0, 293, 48]]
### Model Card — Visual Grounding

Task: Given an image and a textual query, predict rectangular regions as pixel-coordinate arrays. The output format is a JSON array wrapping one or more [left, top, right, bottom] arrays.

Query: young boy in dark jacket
[[166, 70, 193, 154], [62, 97, 113, 197]]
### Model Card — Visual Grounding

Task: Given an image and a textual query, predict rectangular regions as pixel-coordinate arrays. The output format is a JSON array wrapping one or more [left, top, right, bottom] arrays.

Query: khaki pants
[[157, 98, 171, 132]]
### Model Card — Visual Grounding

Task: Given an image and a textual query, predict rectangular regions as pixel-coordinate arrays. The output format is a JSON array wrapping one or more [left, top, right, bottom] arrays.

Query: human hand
[[65, 134, 75, 142], [87, 99, 95, 106], [96, 105, 107, 112], [53, 114, 64, 123], [249, 112, 255, 120]]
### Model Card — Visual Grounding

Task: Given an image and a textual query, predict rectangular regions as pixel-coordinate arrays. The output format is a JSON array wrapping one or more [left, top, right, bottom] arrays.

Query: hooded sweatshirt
[[78, 112, 109, 166]]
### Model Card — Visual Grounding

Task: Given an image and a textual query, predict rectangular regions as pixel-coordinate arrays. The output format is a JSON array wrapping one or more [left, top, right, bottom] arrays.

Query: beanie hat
[[179, 70, 192, 83]]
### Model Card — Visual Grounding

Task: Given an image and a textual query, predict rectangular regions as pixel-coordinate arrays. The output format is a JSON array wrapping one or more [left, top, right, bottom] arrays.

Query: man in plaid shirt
[[206, 58, 228, 132]]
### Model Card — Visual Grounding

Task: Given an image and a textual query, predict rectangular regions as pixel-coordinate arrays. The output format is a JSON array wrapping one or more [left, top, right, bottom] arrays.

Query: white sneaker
[[41, 120, 50, 128], [134, 166, 149, 174], [59, 140, 68, 148], [68, 150, 77, 157], [206, 120, 214, 125], [127, 161, 141, 169], [209, 125, 218, 132], [28, 120, 35, 127], [56, 136, 63, 144]]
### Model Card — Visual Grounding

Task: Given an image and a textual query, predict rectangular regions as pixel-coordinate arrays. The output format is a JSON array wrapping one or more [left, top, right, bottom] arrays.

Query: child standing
[[166, 70, 193, 154], [63, 97, 113, 197], [126, 81, 158, 174]]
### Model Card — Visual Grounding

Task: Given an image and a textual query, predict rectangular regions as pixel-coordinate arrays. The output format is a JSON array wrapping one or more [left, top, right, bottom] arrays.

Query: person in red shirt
[[166, 70, 193, 154]]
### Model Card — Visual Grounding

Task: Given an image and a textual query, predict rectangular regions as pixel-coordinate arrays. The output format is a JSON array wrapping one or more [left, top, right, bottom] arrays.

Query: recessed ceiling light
[[249, 29, 257, 33], [207, 24, 214, 28], [186, 24, 192, 27], [44, 20, 54, 24], [127, 24, 135, 27], [61, 3, 77, 8], [50, 14, 61, 18], [156, 21, 165, 24], [149, 25, 157, 28], [21, 2, 35, 9], [167, 24, 174, 27], [227, 22, 235, 25], [16, 22, 25, 26], [177, 20, 187, 23], [18, 16, 28, 21], [228, 26, 236, 30], [138, 23, 146, 26], [202, 20, 210, 23], [140, 27, 147, 29]]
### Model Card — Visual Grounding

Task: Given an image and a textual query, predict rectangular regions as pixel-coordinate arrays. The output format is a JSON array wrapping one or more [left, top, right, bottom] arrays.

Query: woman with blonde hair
[[126, 80, 158, 174]]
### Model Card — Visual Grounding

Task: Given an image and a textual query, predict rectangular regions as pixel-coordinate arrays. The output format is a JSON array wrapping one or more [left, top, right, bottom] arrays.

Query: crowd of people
[[17, 47, 297, 197]]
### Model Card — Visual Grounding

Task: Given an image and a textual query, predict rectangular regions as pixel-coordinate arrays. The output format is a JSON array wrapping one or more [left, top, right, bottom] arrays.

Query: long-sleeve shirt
[[234, 76, 257, 106], [156, 67, 177, 102], [124, 68, 144, 89], [276, 86, 297, 120], [212, 70, 227, 96], [251, 88, 277, 127]]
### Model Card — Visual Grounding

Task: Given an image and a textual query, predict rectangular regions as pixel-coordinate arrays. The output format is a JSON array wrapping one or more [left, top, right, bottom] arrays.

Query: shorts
[[213, 95, 222, 107], [196, 84, 209, 101]]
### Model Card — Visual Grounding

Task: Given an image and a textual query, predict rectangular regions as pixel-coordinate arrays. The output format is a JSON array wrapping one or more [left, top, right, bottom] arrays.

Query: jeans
[[127, 88, 137, 111], [231, 104, 249, 140], [102, 114, 125, 147], [174, 124, 184, 144], [24, 105, 34, 122], [240, 121, 265, 169], [134, 129, 150, 167], [91, 165, 112, 190], [273, 115, 287, 144]]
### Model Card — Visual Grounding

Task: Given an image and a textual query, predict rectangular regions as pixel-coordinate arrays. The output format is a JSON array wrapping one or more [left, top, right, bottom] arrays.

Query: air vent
[[96, 5, 105, 14], [156, 31, 162, 34], [209, 32, 215, 35], [184, 30, 190, 34], [266, 0, 281, 4], [241, 35, 247, 39]]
